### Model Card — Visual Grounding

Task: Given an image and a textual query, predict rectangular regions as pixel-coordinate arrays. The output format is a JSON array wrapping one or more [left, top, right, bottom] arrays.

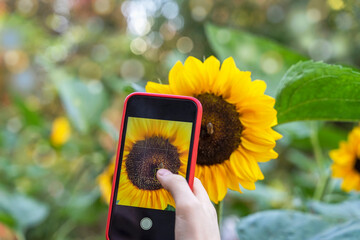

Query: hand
[[157, 169, 221, 240]]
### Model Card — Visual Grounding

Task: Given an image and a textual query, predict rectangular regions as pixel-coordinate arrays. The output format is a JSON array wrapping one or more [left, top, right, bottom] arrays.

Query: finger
[[193, 178, 213, 206], [157, 169, 197, 205]]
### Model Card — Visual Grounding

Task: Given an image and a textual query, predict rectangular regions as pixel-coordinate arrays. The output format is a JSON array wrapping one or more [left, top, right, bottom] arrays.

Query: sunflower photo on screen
[[116, 117, 192, 210]]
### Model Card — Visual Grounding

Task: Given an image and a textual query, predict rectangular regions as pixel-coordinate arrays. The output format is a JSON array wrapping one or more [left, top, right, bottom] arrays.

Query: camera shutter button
[[140, 217, 152, 230]]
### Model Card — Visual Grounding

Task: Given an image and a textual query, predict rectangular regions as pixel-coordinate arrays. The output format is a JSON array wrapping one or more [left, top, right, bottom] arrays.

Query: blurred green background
[[1, 0, 360, 239]]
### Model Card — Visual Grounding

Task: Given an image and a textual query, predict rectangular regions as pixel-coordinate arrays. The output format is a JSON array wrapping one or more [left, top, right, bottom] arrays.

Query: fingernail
[[157, 169, 171, 176]]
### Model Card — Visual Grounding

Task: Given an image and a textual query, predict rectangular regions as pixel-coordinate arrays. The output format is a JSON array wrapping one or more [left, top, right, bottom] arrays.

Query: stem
[[310, 122, 323, 170], [51, 220, 75, 240], [313, 169, 332, 201], [214, 201, 223, 228], [310, 122, 331, 201]]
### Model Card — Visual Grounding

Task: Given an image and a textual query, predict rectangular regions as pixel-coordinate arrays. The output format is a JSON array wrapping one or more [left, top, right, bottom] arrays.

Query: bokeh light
[[176, 36, 194, 54], [130, 37, 148, 55], [308, 39, 333, 61], [327, 0, 345, 10], [4, 50, 29, 73], [260, 51, 283, 75], [16, 0, 38, 16], [92, 0, 114, 15], [267, 5, 285, 24], [120, 59, 145, 82]]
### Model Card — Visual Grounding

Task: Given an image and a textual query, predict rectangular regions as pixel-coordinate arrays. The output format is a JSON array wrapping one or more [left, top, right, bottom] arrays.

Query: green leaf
[[308, 200, 360, 221], [103, 76, 135, 95], [55, 79, 108, 133], [0, 213, 16, 228], [131, 82, 145, 92], [236, 210, 331, 240], [12, 95, 43, 126], [0, 190, 49, 231], [100, 119, 119, 141], [205, 23, 306, 96], [275, 61, 360, 124], [310, 220, 360, 240], [164, 205, 175, 212], [65, 190, 101, 224], [48, 68, 108, 133], [36, 57, 108, 133]]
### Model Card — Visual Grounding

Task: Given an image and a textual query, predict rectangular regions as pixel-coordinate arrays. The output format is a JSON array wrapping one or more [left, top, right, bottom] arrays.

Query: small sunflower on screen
[[330, 126, 360, 192], [146, 56, 281, 203], [116, 117, 192, 210]]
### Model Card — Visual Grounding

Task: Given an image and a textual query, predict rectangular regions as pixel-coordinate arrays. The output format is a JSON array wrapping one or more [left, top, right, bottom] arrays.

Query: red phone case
[[106, 92, 203, 239]]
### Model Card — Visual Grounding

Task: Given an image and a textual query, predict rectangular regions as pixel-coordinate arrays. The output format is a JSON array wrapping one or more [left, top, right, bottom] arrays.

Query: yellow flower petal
[[238, 179, 256, 190], [212, 57, 238, 98], [145, 81, 172, 94], [50, 117, 71, 147], [248, 149, 279, 162], [203, 56, 221, 91], [97, 159, 115, 204]]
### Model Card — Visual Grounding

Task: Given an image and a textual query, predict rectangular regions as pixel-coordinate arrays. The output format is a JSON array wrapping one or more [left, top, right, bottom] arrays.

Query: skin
[[157, 169, 221, 240]]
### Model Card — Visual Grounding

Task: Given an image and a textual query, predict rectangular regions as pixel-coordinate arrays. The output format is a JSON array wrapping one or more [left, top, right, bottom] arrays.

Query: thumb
[[157, 169, 196, 205]]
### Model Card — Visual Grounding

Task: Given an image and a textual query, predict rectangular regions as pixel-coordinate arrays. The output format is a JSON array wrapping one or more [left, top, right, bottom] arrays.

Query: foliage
[[1, 0, 360, 239], [236, 210, 331, 240], [275, 61, 360, 124], [50, 67, 109, 133], [0, 190, 48, 231], [236, 207, 360, 240], [205, 23, 307, 96]]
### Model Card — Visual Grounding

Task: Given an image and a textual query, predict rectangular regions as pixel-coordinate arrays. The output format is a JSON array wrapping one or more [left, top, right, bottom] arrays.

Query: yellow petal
[[241, 127, 277, 150], [238, 179, 256, 190], [201, 166, 219, 203], [341, 173, 360, 192], [223, 162, 241, 192], [145, 81, 172, 94], [329, 149, 354, 165], [168, 61, 197, 95], [203, 56, 221, 91], [50, 117, 71, 146], [331, 164, 350, 178], [211, 57, 237, 98], [247, 148, 279, 162], [229, 150, 259, 181]]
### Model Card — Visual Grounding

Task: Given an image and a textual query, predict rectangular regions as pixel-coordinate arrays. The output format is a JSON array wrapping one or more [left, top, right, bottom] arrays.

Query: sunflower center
[[354, 157, 360, 173], [195, 93, 243, 166], [126, 136, 181, 190]]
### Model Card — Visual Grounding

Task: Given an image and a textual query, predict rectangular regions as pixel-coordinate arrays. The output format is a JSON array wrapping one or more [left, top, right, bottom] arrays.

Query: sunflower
[[330, 126, 360, 192], [50, 117, 71, 147], [117, 117, 192, 210], [146, 56, 281, 203], [97, 159, 115, 204]]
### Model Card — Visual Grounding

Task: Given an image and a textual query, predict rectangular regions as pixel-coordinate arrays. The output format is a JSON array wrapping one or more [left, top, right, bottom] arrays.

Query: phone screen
[[107, 94, 200, 240], [116, 117, 193, 211]]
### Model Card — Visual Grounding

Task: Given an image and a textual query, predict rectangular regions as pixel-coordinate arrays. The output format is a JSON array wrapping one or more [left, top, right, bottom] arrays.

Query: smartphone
[[106, 92, 202, 240]]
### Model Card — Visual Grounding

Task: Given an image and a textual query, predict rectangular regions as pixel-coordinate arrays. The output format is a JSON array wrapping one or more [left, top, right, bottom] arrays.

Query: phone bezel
[[106, 92, 202, 240]]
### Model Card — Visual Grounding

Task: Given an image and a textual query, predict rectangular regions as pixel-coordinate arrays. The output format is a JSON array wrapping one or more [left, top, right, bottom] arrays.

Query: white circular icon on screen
[[140, 217, 152, 230]]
